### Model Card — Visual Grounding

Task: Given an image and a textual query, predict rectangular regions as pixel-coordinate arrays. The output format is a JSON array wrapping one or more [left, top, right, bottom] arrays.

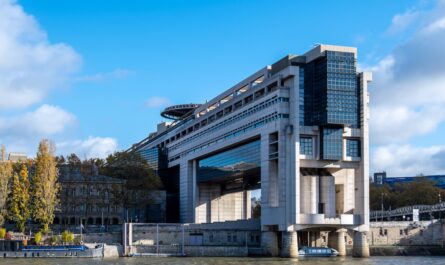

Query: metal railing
[[370, 201, 445, 221]]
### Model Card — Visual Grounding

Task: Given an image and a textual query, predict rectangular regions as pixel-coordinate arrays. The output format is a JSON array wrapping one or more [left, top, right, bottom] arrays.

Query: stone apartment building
[[55, 164, 166, 227]]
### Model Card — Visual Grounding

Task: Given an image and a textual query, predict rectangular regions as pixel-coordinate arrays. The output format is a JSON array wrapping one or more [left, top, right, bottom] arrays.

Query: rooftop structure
[[161, 104, 201, 120]]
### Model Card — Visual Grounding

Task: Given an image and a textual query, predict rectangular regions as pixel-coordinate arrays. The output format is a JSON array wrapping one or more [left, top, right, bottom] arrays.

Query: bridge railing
[[370, 201, 445, 220]]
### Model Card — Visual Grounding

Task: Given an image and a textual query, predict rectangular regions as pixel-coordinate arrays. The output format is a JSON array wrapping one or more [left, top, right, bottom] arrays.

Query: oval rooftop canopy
[[161, 104, 201, 120]]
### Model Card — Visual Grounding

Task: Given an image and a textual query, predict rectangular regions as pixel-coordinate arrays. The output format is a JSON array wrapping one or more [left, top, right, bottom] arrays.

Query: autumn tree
[[7, 164, 30, 232], [0, 159, 12, 225], [31, 140, 60, 233], [370, 178, 445, 210]]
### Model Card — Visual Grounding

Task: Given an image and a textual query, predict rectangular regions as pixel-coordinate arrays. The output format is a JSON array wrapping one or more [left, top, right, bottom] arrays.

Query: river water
[[0, 257, 443, 265]]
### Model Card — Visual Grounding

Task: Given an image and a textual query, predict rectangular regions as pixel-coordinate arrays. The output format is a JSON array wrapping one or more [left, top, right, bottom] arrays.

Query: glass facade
[[299, 67, 305, 126], [197, 140, 261, 188], [326, 51, 359, 127], [346, 138, 361, 158], [321, 127, 343, 160], [300, 137, 313, 156], [303, 51, 360, 128], [139, 147, 160, 171]]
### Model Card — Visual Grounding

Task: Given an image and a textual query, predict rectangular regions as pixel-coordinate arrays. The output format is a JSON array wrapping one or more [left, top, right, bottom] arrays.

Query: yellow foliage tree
[[31, 140, 60, 233], [0, 160, 12, 225], [8, 164, 31, 232]]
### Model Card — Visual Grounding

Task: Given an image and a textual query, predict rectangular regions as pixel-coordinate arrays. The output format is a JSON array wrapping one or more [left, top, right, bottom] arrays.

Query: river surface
[[0, 257, 443, 265]]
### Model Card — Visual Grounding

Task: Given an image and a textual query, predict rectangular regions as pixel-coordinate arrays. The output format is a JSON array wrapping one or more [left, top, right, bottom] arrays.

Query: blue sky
[[1, 0, 445, 177]]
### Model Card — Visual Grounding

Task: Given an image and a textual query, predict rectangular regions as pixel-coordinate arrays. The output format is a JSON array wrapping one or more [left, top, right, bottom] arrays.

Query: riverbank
[[368, 245, 445, 256]]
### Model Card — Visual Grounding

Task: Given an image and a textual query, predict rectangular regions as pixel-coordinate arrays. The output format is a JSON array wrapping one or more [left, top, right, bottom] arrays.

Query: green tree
[[100, 151, 161, 190], [0, 160, 12, 225], [7, 165, 31, 232], [370, 178, 445, 210], [31, 139, 60, 233]]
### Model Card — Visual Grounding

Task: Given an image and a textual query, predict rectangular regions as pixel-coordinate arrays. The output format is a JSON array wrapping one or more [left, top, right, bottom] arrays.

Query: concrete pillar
[[328, 229, 347, 256], [261, 231, 279, 257], [352, 231, 370, 258], [281, 231, 299, 258]]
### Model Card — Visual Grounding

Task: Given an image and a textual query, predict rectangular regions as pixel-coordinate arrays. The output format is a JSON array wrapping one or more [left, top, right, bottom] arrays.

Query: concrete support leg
[[352, 231, 370, 258], [261, 231, 279, 257], [328, 229, 347, 256], [281, 231, 299, 258]]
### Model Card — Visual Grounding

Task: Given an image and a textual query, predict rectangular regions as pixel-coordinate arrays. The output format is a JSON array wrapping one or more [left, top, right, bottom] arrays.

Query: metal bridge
[[370, 202, 445, 221]]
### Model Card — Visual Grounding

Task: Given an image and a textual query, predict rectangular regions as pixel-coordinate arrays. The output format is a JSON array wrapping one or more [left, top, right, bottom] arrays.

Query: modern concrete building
[[129, 44, 372, 257]]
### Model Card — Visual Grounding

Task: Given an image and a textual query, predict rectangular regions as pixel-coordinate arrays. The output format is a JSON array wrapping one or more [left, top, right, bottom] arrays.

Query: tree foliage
[[61, 230, 74, 244], [31, 139, 60, 233], [100, 151, 162, 190], [7, 164, 31, 232], [0, 161, 12, 225], [370, 178, 445, 210], [34, 231, 42, 244]]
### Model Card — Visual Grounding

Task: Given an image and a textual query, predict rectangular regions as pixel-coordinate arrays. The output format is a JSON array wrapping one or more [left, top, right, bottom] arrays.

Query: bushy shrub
[[51, 235, 59, 245], [34, 232, 42, 244], [0, 228, 5, 239], [62, 230, 74, 244]]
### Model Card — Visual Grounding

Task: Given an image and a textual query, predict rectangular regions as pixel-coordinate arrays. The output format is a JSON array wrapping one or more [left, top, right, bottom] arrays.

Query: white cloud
[[372, 144, 445, 177], [74, 69, 132, 83], [0, 0, 81, 110], [369, 0, 445, 145], [145, 96, 171, 108], [0, 104, 76, 137], [0, 104, 76, 155], [387, 9, 420, 34], [57, 136, 118, 159], [0, 1, 119, 159], [368, 0, 445, 176]]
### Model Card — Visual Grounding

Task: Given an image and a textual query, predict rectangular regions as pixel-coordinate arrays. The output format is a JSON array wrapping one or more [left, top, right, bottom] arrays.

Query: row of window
[[197, 75, 266, 118], [300, 134, 361, 159], [159, 79, 280, 149], [169, 112, 289, 163], [63, 204, 121, 213], [168, 96, 289, 153]]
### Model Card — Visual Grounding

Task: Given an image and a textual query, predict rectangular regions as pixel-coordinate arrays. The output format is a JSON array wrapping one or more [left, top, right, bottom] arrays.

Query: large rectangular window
[[322, 127, 343, 160], [346, 139, 360, 158], [197, 140, 261, 187], [300, 137, 313, 156]]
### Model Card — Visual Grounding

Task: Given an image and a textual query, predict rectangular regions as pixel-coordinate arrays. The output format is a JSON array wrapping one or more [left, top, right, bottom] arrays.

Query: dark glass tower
[[303, 50, 360, 160]]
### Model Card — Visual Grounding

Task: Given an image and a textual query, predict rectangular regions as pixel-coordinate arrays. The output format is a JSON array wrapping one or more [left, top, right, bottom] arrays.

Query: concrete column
[[352, 231, 370, 258], [328, 229, 347, 256], [281, 231, 299, 258], [262, 231, 279, 257], [128, 223, 133, 246]]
